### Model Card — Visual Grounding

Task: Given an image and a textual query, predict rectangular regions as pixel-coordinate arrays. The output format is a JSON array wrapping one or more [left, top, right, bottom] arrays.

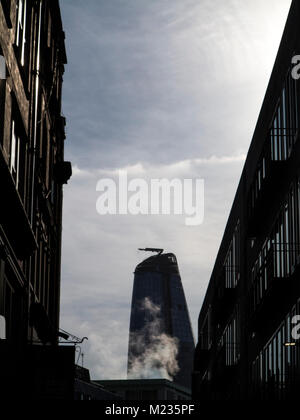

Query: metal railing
[[270, 127, 299, 162], [252, 243, 300, 310], [217, 342, 240, 368]]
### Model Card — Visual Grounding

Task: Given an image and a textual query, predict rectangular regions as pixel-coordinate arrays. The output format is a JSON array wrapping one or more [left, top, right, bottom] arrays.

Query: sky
[[59, 0, 292, 379]]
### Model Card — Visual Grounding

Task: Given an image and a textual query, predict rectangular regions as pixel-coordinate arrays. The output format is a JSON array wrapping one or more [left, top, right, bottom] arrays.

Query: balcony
[[0, 146, 37, 259], [251, 372, 300, 401], [214, 267, 238, 328], [250, 243, 300, 329], [194, 341, 212, 376], [247, 159, 288, 236], [270, 126, 299, 163], [213, 342, 239, 384]]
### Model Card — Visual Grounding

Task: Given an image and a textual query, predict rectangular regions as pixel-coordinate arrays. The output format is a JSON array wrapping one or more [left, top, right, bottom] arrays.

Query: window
[[224, 221, 240, 288], [251, 177, 300, 309], [252, 299, 300, 398], [3, 277, 23, 344], [271, 70, 299, 161], [249, 156, 267, 212], [220, 308, 240, 366], [0, 51, 6, 147], [10, 120, 20, 189], [199, 307, 211, 350], [16, 0, 27, 66], [249, 68, 299, 218], [0, 315, 6, 339], [0, 54, 6, 80], [9, 108, 27, 200]]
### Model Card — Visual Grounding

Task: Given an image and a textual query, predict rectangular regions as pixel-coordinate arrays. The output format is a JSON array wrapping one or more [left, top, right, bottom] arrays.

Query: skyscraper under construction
[[128, 249, 195, 390]]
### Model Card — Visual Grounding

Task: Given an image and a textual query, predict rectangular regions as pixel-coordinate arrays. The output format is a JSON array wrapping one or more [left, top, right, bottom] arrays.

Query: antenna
[[138, 248, 164, 255]]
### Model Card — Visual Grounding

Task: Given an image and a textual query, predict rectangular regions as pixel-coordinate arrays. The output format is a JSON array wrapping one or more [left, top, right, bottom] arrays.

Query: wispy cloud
[[59, 0, 291, 378], [72, 154, 246, 178], [61, 153, 245, 377]]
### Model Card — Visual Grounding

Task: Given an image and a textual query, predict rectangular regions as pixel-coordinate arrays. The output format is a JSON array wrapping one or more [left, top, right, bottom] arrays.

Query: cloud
[[72, 165, 94, 179], [72, 153, 246, 178], [61, 0, 290, 168], [63, 306, 128, 380], [60, 154, 245, 377], [59, 0, 291, 379]]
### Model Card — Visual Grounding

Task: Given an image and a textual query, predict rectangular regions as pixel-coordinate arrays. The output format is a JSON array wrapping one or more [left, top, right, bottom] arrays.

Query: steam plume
[[128, 297, 179, 381]]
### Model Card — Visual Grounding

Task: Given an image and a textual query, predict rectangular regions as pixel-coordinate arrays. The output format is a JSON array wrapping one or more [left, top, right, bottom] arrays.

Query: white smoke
[[128, 297, 179, 381]]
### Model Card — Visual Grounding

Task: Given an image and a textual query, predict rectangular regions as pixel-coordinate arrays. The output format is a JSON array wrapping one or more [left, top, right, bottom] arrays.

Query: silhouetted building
[[74, 366, 122, 400], [128, 251, 195, 390], [193, 0, 300, 401], [95, 379, 191, 401], [0, 0, 72, 398]]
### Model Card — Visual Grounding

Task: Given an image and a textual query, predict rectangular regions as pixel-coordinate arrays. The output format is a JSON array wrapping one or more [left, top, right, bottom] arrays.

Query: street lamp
[[284, 342, 297, 347]]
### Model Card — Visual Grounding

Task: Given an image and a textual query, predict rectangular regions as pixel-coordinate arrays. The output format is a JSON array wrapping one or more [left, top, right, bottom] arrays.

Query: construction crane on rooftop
[[138, 248, 164, 255]]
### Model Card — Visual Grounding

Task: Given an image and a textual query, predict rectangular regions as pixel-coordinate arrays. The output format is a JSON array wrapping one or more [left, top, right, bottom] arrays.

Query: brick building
[[0, 0, 72, 398]]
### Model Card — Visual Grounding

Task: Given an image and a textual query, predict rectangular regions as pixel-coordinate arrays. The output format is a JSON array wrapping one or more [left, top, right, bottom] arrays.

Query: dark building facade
[[74, 366, 122, 401], [193, 0, 300, 400], [128, 251, 195, 390], [0, 0, 72, 397], [95, 379, 191, 401]]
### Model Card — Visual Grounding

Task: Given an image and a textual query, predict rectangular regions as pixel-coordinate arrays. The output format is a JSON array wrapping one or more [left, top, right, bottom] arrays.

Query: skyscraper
[[128, 250, 195, 390]]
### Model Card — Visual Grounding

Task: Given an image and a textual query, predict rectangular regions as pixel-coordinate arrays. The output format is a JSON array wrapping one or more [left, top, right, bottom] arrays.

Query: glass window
[[270, 71, 299, 162], [16, 0, 27, 66], [0, 54, 6, 80], [0, 315, 6, 339], [273, 337, 277, 377], [268, 345, 272, 379], [10, 120, 20, 189]]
